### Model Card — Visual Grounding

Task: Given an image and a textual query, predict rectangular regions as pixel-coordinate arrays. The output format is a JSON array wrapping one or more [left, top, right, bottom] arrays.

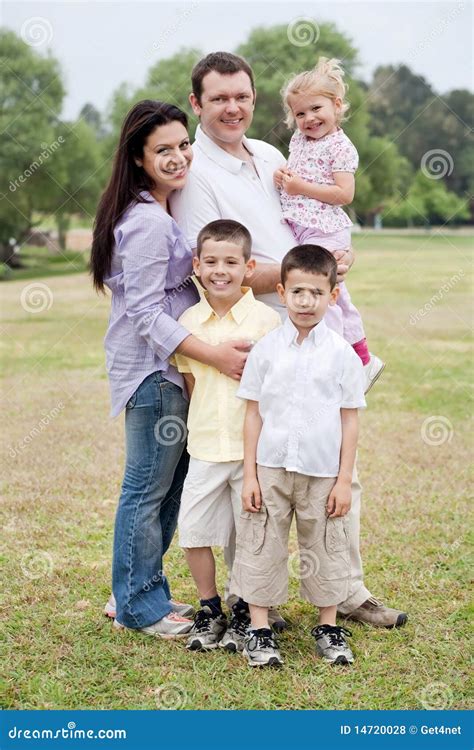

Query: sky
[[2, 0, 473, 120]]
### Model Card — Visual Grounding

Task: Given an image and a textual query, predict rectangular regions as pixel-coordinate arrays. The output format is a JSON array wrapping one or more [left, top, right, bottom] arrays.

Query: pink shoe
[[104, 594, 194, 619]]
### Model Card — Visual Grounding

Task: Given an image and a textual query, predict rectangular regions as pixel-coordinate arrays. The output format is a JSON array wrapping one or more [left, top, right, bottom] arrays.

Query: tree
[[45, 120, 104, 249], [0, 30, 65, 262], [382, 171, 469, 226]]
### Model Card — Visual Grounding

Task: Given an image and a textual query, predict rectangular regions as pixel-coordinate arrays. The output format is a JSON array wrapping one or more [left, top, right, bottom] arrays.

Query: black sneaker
[[186, 606, 227, 651], [220, 604, 251, 653], [312, 624, 354, 665], [243, 628, 283, 667]]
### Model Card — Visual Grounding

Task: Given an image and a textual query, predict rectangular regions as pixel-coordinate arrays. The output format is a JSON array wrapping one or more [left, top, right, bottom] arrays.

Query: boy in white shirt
[[231, 244, 366, 667]]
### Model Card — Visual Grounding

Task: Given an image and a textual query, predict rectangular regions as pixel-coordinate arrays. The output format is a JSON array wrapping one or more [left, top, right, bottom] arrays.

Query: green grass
[[1, 233, 472, 710], [1, 246, 89, 282]]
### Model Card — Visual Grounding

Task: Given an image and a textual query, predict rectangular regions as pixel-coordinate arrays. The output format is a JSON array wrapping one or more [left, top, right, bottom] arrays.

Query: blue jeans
[[112, 372, 189, 628]]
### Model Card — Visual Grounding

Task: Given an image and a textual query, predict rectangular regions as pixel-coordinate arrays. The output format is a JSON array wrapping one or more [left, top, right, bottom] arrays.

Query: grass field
[[1, 234, 472, 710]]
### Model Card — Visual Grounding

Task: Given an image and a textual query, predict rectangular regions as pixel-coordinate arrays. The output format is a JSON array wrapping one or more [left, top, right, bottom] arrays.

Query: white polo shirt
[[170, 125, 296, 312], [237, 318, 366, 477]]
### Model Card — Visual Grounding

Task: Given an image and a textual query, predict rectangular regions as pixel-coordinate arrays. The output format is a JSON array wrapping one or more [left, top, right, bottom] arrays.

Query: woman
[[91, 100, 249, 637]]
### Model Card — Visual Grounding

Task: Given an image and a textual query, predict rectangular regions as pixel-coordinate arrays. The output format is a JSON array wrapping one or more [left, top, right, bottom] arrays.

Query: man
[[171, 51, 407, 628]]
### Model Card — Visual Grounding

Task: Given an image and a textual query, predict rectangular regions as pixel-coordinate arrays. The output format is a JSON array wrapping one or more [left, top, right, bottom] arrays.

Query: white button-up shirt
[[170, 125, 296, 313], [237, 318, 366, 477]]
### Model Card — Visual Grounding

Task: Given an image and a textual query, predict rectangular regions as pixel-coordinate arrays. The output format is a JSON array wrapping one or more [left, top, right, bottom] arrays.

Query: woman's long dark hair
[[90, 100, 188, 292]]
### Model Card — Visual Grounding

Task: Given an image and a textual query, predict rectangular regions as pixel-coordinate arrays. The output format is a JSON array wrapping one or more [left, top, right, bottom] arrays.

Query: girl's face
[[288, 92, 342, 140], [135, 121, 193, 197]]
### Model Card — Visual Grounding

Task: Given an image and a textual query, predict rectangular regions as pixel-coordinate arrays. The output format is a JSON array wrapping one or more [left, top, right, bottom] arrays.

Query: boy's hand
[[273, 167, 291, 189], [242, 477, 262, 513], [281, 173, 306, 196], [327, 480, 352, 518]]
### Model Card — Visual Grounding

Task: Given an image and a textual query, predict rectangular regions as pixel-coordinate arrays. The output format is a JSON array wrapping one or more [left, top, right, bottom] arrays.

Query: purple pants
[[288, 222, 365, 345]]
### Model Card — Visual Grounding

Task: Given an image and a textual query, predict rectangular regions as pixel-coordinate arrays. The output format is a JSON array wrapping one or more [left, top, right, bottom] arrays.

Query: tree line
[[1, 22, 472, 264]]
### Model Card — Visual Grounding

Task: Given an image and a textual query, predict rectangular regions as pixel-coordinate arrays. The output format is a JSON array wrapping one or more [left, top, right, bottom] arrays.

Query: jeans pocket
[[239, 507, 268, 554], [125, 392, 137, 409]]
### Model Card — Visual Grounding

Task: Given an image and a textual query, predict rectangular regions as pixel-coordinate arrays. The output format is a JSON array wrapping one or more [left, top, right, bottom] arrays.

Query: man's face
[[190, 71, 255, 146]]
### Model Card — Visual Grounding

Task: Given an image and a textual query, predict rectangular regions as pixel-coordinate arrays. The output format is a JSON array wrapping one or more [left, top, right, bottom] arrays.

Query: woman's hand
[[334, 248, 355, 283], [213, 340, 251, 380]]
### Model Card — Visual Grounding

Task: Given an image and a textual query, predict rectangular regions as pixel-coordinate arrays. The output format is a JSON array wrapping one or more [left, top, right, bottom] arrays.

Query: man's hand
[[242, 476, 262, 512], [273, 167, 291, 189], [326, 480, 352, 518], [333, 248, 354, 283]]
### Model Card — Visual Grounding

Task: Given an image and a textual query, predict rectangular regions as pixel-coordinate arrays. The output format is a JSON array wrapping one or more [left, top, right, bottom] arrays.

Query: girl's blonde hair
[[281, 57, 350, 129]]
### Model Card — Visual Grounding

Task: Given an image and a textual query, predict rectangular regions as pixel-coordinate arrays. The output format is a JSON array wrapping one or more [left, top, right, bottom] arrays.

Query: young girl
[[274, 57, 384, 392]]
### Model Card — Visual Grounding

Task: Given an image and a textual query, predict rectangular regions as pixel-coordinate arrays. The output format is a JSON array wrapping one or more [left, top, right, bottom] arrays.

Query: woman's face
[[135, 121, 193, 195]]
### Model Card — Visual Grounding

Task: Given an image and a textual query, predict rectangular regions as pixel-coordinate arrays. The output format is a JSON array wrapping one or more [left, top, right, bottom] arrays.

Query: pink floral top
[[280, 128, 358, 234]]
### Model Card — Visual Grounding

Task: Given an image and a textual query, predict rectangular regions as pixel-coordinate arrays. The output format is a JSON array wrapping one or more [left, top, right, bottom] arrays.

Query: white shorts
[[178, 458, 243, 548]]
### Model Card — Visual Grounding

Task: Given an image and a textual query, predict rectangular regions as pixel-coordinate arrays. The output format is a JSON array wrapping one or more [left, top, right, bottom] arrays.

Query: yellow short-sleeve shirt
[[173, 285, 281, 462]]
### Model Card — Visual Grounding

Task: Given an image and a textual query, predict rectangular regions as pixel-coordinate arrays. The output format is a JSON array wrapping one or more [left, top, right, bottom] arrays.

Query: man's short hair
[[281, 245, 338, 289], [196, 219, 252, 260], [191, 52, 255, 103]]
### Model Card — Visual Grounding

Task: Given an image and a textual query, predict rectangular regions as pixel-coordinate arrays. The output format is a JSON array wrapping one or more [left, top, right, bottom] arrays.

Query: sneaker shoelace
[[312, 625, 352, 647], [192, 609, 214, 632], [247, 629, 277, 652], [229, 608, 250, 637]]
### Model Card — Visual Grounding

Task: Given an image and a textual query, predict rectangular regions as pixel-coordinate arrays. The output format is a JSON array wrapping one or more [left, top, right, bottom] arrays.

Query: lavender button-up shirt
[[104, 192, 199, 417]]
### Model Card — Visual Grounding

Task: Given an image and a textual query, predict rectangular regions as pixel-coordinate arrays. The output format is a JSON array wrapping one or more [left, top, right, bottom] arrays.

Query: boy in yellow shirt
[[174, 219, 280, 652]]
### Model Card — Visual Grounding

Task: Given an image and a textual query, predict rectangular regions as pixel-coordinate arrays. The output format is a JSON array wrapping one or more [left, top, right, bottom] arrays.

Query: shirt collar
[[191, 276, 257, 324], [282, 316, 329, 347], [195, 124, 269, 174]]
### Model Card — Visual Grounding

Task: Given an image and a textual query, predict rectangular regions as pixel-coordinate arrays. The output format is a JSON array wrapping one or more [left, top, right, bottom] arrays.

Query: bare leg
[[249, 603, 270, 629], [318, 605, 337, 626], [185, 547, 218, 601]]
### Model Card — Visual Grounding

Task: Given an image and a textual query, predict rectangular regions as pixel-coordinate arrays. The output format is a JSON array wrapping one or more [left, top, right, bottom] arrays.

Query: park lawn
[[1, 233, 472, 710]]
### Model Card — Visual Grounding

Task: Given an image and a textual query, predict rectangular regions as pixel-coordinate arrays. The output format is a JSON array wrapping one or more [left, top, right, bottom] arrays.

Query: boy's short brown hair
[[281, 245, 338, 289], [196, 219, 252, 261], [191, 52, 255, 104]]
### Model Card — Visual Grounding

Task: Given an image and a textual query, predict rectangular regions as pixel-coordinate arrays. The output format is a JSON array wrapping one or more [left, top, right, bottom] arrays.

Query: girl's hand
[[242, 476, 262, 512], [326, 480, 352, 517], [213, 340, 251, 380], [273, 167, 291, 189], [282, 173, 306, 196]]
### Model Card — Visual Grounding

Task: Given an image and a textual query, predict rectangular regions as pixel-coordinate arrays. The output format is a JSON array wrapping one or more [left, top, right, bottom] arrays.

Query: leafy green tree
[[0, 30, 64, 262], [383, 171, 469, 226]]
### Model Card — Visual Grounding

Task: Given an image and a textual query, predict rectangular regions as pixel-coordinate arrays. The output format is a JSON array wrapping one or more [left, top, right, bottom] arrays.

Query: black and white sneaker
[[220, 604, 251, 653], [186, 606, 227, 651], [312, 625, 354, 665], [243, 628, 283, 667]]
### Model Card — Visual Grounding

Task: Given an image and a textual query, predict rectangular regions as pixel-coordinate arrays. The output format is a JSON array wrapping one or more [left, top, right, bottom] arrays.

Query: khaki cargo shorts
[[230, 466, 350, 608]]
